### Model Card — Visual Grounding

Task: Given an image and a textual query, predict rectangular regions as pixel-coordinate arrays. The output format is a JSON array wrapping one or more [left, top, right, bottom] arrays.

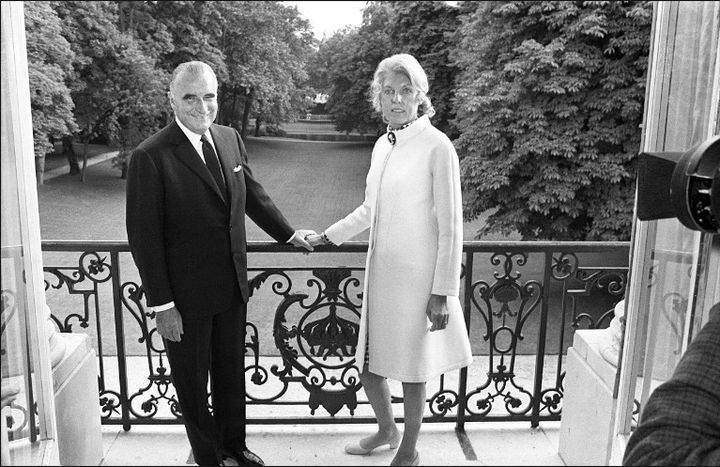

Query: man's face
[[169, 70, 218, 135]]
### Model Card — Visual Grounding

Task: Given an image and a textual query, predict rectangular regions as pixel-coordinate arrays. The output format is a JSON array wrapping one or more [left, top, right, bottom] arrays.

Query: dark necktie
[[200, 134, 226, 196]]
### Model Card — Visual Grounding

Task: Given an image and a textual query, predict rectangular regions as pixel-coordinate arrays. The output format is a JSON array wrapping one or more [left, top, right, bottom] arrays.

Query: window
[[1, 2, 58, 464]]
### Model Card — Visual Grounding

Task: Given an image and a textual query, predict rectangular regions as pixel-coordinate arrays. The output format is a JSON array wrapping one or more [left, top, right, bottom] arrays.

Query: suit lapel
[[169, 122, 226, 203], [209, 125, 237, 191]]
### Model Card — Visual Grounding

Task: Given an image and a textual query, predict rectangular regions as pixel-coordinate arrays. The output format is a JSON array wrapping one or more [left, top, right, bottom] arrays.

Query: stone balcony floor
[[96, 354, 567, 465], [100, 420, 564, 466]]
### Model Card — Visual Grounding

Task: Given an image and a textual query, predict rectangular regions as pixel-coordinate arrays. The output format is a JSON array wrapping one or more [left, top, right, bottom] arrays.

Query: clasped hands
[[289, 229, 333, 252], [289, 229, 318, 253]]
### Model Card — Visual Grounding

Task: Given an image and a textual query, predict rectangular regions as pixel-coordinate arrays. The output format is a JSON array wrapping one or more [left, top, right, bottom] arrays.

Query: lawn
[[38, 136, 495, 242], [39, 137, 374, 241]]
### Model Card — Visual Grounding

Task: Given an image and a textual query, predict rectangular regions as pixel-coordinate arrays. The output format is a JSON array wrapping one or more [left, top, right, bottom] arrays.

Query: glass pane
[[632, 0, 719, 426], [1, 97, 37, 466], [1, 4, 50, 463]]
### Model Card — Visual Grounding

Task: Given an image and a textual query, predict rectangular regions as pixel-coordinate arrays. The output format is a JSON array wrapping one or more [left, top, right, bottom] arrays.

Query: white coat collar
[[385, 114, 431, 146]]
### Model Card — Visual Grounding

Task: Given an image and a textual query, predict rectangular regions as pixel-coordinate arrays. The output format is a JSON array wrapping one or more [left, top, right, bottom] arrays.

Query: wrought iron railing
[[36, 240, 629, 431]]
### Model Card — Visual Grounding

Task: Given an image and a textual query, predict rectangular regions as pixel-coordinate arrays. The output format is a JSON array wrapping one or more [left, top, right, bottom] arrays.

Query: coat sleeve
[[236, 129, 295, 242], [324, 199, 371, 245], [323, 145, 379, 244], [430, 138, 463, 296], [125, 147, 174, 307]]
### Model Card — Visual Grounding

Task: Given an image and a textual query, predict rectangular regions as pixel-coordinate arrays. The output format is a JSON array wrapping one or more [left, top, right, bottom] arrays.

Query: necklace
[[386, 118, 418, 145]]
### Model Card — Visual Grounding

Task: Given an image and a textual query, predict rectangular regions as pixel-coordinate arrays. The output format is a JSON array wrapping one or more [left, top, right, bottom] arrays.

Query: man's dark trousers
[[163, 292, 247, 466]]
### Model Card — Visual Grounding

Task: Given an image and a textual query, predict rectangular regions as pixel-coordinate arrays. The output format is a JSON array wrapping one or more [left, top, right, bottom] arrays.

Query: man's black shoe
[[222, 449, 265, 467]]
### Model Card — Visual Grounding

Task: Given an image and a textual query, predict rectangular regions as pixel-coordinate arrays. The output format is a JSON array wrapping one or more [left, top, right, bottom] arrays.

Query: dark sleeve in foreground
[[623, 303, 720, 466], [234, 129, 294, 242]]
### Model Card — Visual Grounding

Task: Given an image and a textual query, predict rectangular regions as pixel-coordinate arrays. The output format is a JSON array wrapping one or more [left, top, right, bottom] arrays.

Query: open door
[[609, 1, 720, 464]]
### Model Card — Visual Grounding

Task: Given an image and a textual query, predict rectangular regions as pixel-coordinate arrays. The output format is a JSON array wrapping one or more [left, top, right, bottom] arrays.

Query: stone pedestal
[[52, 333, 102, 466], [558, 329, 618, 466]]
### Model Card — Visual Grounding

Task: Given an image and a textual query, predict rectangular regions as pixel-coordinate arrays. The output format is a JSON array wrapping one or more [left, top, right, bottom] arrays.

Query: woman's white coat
[[325, 115, 472, 382]]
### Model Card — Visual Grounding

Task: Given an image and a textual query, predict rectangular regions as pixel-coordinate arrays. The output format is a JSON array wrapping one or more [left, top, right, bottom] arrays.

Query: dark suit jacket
[[126, 121, 294, 318]]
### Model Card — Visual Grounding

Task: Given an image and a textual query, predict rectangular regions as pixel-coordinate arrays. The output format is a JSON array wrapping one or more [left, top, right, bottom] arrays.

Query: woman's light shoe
[[344, 431, 401, 455], [390, 450, 419, 466]]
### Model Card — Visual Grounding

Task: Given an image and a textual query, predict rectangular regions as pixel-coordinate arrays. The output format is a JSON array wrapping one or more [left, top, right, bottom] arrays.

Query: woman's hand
[[426, 294, 449, 331], [305, 231, 333, 247], [305, 233, 324, 246]]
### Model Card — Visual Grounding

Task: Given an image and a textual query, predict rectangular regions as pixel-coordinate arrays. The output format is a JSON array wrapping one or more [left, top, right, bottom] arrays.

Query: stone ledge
[[53, 332, 103, 466], [52, 333, 93, 393], [572, 329, 617, 390]]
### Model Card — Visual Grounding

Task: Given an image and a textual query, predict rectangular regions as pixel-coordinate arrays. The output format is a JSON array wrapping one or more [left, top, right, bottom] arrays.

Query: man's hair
[[169, 61, 217, 95]]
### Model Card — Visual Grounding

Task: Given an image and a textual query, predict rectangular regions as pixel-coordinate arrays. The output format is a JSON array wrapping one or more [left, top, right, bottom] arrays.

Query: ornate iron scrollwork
[[44, 251, 111, 332], [38, 241, 632, 427], [122, 282, 181, 420], [465, 252, 539, 419], [249, 268, 362, 416]]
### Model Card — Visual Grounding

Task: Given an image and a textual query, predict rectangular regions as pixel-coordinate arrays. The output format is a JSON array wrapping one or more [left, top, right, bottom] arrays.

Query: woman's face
[[380, 71, 420, 128]]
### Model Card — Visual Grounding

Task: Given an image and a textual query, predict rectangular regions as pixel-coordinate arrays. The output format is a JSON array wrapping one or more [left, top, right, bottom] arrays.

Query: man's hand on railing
[[156, 306, 183, 342], [288, 229, 316, 253]]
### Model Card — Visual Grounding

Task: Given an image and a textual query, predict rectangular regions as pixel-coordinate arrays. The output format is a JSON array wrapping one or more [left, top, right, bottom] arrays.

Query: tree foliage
[[52, 1, 168, 180], [23, 0, 653, 240], [23, 1, 77, 161], [316, 3, 393, 135], [128, 1, 314, 137], [451, 1, 651, 240], [312, 1, 461, 137], [210, 1, 315, 135], [24, 0, 315, 180]]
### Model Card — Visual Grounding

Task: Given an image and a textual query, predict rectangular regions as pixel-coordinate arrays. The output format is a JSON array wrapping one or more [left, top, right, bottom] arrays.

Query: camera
[[637, 134, 720, 234]]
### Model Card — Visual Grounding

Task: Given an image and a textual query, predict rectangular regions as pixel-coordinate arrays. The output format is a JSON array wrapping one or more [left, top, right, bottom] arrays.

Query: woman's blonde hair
[[369, 53, 435, 119]]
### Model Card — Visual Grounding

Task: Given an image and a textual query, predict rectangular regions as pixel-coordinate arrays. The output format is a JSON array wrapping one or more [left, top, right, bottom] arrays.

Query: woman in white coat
[[307, 53, 472, 466]]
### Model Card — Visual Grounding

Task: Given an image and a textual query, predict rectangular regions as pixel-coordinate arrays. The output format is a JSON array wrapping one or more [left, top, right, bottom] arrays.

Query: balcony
[[5, 239, 629, 465]]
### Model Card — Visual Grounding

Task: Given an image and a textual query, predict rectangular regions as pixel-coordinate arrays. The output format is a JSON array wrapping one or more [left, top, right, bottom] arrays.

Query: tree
[[145, 1, 227, 77], [147, 1, 314, 138], [24, 1, 78, 183], [26, 1, 315, 181], [211, 1, 315, 137], [307, 28, 354, 112], [452, 1, 652, 240], [318, 3, 393, 135], [311, 2, 461, 137], [53, 1, 167, 181]]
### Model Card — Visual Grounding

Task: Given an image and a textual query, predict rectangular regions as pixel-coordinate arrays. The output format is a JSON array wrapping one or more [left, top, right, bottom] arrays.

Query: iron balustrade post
[[456, 249, 473, 433], [531, 250, 553, 428], [454, 248, 479, 461], [110, 250, 131, 431]]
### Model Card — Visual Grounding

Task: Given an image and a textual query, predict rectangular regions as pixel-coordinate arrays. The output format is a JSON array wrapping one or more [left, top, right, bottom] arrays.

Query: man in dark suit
[[125, 61, 315, 466]]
